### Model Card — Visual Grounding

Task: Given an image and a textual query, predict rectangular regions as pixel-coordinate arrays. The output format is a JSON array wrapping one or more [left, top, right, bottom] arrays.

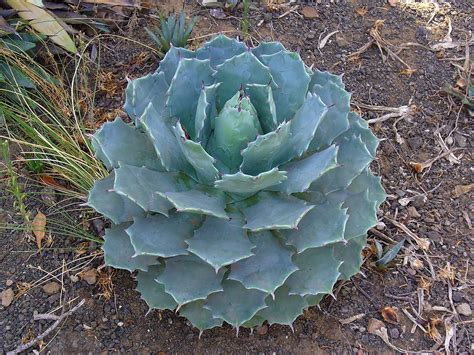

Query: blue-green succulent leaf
[[283, 198, 348, 253], [114, 164, 192, 215], [286, 245, 342, 296], [157, 45, 195, 84], [127, 213, 201, 257], [333, 235, 367, 280], [166, 58, 215, 138], [139, 103, 194, 175], [304, 293, 325, 307], [347, 112, 379, 157], [173, 123, 219, 184], [196, 34, 246, 68], [310, 135, 373, 194], [272, 145, 338, 194], [204, 279, 267, 329], [309, 69, 344, 90], [241, 314, 266, 328], [213, 51, 273, 109], [259, 50, 310, 122], [348, 168, 386, 208], [164, 188, 229, 219], [88, 174, 144, 224], [258, 285, 306, 326], [91, 117, 162, 170], [179, 300, 224, 331], [124, 71, 169, 122], [327, 190, 377, 240], [251, 41, 285, 60], [136, 265, 178, 310], [195, 83, 220, 147], [215, 168, 287, 194], [245, 83, 278, 133], [309, 81, 350, 151], [240, 93, 327, 175], [186, 215, 254, 272], [229, 231, 297, 295], [241, 192, 314, 232], [103, 224, 158, 272], [156, 254, 224, 306]]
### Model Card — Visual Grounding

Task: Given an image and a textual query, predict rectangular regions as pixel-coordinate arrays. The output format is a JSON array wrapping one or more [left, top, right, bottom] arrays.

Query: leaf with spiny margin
[[139, 103, 194, 175], [241, 192, 314, 232], [195, 34, 246, 68], [310, 135, 373, 194], [213, 51, 273, 110], [327, 190, 377, 240], [240, 93, 327, 175], [258, 285, 306, 327], [251, 41, 285, 60], [272, 145, 337, 194], [241, 314, 265, 328], [88, 174, 144, 224], [309, 69, 344, 90], [195, 83, 219, 147], [229, 231, 297, 296], [179, 300, 223, 331], [304, 293, 324, 307], [157, 45, 195, 84], [309, 81, 350, 152], [136, 265, 177, 310], [156, 254, 224, 306], [286, 245, 342, 296], [164, 188, 228, 219], [114, 164, 192, 215], [127, 213, 201, 257], [173, 123, 219, 184], [166, 58, 215, 138], [245, 83, 277, 133], [259, 50, 310, 122], [124, 71, 169, 123], [204, 279, 267, 329], [186, 215, 254, 271], [333, 235, 366, 280], [91, 117, 162, 170], [215, 168, 287, 194], [283, 198, 348, 253], [103, 224, 158, 272], [348, 168, 386, 209], [347, 112, 379, 156]]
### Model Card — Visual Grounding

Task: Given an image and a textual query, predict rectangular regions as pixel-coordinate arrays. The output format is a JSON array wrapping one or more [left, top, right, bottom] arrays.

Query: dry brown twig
[[348, 20, 413, 70], [6, 299, 85, 355]]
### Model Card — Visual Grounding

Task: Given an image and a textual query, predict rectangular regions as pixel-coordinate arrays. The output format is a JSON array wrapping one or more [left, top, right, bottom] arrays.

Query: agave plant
[[88, 35, 385, 334], [146, 9, 197, 58]]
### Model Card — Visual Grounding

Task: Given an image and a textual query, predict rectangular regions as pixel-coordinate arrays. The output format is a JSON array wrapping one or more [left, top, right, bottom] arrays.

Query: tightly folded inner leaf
[[88, 35, 386, 333]]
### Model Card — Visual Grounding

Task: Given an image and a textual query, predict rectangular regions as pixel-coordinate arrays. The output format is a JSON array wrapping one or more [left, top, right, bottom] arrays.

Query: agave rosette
[[88, 35, 385, 333]]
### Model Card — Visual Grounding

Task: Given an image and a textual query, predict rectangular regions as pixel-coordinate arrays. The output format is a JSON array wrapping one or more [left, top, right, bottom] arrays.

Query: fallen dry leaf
[[355, 7, 368, 16], [381, 306, 399, 324], [39, 175, 63, 188], [454, 183, 474, 198], [339, 313, 366, 325], [32, 211, 47, 249]]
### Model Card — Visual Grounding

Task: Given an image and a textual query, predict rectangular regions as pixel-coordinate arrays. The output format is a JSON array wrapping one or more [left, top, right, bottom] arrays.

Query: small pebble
[[43, 281, 61, 295], [117, 321, 124, 327], [456, 303, 472, 317], [6, 279, 13, 286], [390, 327, 400, 339]]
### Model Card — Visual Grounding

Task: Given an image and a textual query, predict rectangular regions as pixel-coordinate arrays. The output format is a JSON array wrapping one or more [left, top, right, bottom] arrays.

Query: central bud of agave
[[212, 90, 262, 171], [87, 35, 385, 335]]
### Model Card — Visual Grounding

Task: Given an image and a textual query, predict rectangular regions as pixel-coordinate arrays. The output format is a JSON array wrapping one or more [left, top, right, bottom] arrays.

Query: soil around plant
[[1, 0, 473, 353]]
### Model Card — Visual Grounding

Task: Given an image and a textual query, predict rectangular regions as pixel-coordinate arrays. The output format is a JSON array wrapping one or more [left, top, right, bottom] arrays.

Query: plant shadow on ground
[[1, 0, 473, 353]]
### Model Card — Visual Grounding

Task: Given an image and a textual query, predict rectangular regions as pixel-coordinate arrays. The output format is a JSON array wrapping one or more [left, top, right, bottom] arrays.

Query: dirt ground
[[1, 0, 473, 353]]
